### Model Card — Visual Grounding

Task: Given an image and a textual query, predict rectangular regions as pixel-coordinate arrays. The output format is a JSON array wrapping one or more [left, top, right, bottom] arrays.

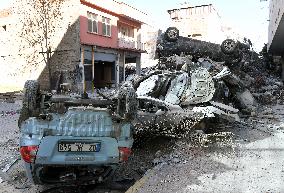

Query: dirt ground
[[128, 104, 284, 193], [1, 99, 284, 193]]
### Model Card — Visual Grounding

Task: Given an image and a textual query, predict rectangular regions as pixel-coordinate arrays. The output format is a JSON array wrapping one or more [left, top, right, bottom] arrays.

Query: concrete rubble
[[116, 27, 269, 138]]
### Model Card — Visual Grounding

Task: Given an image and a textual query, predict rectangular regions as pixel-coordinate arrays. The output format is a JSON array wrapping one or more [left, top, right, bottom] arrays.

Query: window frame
[[102, 16, 111, 37], [119, 25, 134, 38], [87, 12, 98, 34]]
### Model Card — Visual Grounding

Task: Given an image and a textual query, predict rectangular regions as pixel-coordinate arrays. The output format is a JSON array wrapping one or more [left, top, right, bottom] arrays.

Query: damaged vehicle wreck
[[18, 26, 257, 187], [128, 27, 255, 136], [18, 80, 136, 185], [130, 58, 241, 136]]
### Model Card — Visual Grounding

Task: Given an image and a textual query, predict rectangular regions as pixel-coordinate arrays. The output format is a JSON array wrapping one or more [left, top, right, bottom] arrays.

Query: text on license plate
[[58, 142, 101, 152]]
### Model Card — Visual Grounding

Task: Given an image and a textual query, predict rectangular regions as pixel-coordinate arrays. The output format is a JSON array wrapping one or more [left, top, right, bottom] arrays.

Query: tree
[[15, 0, 65, 90]]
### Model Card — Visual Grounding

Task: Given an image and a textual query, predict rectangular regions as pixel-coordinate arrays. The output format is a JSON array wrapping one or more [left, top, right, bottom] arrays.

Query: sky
[[0, 0, 11, 9], [0, 0, 270, 51]]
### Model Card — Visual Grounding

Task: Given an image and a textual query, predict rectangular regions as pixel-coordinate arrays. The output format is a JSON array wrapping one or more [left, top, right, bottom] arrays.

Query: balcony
[[118, 37, 146, 51]]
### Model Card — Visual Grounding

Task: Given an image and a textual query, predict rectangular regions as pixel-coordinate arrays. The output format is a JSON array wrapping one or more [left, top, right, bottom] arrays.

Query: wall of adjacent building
[[0, 8, 23, 92], [168, 4, 240, 44], [79, 2, 119, 48], [0, 0, 82, 92], [268, 0, 284, 54], [168, 5, 226, 43]]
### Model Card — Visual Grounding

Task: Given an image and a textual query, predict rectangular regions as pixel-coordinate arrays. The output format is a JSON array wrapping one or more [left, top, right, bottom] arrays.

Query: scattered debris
[[2, 158, 20, 173]]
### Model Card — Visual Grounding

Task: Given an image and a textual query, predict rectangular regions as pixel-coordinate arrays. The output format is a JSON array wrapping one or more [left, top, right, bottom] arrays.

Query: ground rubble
[[125, 101, 284, 193]]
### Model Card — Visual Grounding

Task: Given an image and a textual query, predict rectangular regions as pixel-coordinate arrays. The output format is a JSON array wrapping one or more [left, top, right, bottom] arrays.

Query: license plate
[[58, 142, 101, 152]]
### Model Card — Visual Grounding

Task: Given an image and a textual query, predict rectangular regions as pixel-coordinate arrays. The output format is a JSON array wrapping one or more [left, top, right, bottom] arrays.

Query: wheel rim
[[168, 30, 177, 38], [224, 40, 235, 51]]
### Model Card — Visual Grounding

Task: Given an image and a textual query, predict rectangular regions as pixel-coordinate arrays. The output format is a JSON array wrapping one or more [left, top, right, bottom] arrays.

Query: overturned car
[[129, 58, 241, 136], [127, 27, 255, 136], [19, 80, 135, 185]]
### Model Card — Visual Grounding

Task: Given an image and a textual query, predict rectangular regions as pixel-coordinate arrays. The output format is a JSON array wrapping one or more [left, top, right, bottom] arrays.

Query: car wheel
[[18, 80, 40, 127], [221, 39, 238, 55], [164, 27, 179, 42]]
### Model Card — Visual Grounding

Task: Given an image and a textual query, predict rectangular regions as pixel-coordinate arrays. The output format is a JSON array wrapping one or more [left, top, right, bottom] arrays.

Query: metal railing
[[118, 37, 146, 51]]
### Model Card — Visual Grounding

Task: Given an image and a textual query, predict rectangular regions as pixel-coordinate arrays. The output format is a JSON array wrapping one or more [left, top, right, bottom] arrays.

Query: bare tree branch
[[16, 0, 65, 90]]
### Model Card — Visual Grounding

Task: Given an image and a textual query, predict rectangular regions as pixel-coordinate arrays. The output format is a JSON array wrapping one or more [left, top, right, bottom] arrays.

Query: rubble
[[119, 28, 268, 136], [2, 158, 20, 173], [106, 27, 284, 144]]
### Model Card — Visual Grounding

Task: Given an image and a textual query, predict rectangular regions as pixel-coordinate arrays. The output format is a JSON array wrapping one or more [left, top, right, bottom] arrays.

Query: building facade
[[0, 0, 147, 92], [167, 4, 225, 44], [0, 8, 22, 92], [268, 0, 284, 55], [267, 0, 284, 79], [167, 4, 242, 44], [80, 0, 147, 90]]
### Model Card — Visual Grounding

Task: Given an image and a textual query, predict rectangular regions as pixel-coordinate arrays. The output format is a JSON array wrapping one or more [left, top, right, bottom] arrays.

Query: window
[[102, 16, 111, 36], [87, 12, 98, 33], [119, 25, 134, 38]]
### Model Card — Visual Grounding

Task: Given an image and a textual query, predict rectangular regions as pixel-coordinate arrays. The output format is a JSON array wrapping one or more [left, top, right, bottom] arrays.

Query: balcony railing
[[118, 37, 145, 51]]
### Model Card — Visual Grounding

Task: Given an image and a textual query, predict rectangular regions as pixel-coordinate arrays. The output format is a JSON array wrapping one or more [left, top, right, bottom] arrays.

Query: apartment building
[[167, 4, 225, 44], [80, 0, 147, 89], [268, 0, 284, 55], [267, 0, 284, 79], [0, 0, 147, 92]]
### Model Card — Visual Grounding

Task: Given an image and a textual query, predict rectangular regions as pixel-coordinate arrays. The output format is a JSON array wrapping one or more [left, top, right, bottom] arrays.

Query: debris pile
[[122, 27, 284, 138], [19, 27, 282, 141]]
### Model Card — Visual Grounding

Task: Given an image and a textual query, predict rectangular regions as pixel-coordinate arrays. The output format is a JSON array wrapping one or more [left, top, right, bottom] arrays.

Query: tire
[[221, 39, 238, 55], [18, 80, 40, 127], [164, 27, 179, 42], [18, 105, 29, 128]]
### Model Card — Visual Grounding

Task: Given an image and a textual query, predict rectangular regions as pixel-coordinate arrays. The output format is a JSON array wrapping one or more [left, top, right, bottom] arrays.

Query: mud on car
[[18, 80, 136, 185]]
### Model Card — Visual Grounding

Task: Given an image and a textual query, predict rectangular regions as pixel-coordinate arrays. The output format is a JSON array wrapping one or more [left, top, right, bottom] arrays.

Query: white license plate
[[58, 142, 100, 152]]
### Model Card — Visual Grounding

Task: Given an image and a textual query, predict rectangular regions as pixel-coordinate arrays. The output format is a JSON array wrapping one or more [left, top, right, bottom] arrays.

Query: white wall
[[268, 0, 284, 51], [0, 0, 81, 92]]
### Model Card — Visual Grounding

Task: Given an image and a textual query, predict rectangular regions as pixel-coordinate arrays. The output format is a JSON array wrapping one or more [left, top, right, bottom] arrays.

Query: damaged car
[[129, 58, 241, 136], [157, 27, 249, 65], [18, 80, 136, 185], [127, 27, 256, 136]]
